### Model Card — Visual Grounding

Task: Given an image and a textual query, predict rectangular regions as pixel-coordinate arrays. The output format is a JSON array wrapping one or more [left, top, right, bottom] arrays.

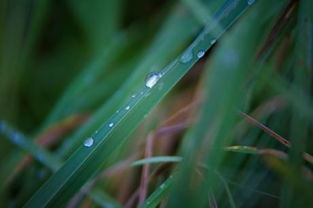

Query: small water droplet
[[180, 50, 193, 63], [95, 130, 98, 134], [210, 39, 216, 45], [145, 73, 162, 88], [131, 94, 136, 98], [140, 91, 144, 95], [247, 0, 255, 5], [125, 106, 130, 110], [109, 123, 114, 128], [197, 50, 205, 59], [160, 184, 165, 189], [84, 137, 94, 147]]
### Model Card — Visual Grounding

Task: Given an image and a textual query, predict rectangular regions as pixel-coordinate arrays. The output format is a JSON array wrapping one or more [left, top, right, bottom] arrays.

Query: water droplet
[[197, 50, 205, 59], [160, 184, 165, 189], [125, 106, 130, 110], [140, 91, 144, 95], [109, 123, 114, 128], [145, 73, 162, 88], [210, 39, 216, 45], [84, 137, 94, 147], [131, 94, 136, 98], [180, 50, 193, 63], [247, 0, 255, 5]]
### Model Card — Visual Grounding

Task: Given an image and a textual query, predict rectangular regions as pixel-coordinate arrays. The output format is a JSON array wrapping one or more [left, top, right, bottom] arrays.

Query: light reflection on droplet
[[83, 137, 94, 147]]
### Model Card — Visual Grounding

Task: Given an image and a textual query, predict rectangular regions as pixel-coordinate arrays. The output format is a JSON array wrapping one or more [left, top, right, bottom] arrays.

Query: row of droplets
[[84, 39, 219, 148], [84, 93, 138, 147], [180, 39, 216, 64]]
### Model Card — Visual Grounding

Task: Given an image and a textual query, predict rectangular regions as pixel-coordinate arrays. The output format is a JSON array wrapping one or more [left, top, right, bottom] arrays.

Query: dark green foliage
[[0, 0, 312, 207]]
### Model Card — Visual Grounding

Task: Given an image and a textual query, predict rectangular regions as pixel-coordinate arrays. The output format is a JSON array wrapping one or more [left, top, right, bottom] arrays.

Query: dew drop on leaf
[[180, 50, 193, 63], [145, 73, 162, 88], [197, 50, 205, 59], [83, 137, 94, 147]]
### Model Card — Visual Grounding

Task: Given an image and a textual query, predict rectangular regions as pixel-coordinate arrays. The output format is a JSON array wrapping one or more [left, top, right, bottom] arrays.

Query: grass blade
[[24, 1, 251, 206], [132, 156, 182, 166]]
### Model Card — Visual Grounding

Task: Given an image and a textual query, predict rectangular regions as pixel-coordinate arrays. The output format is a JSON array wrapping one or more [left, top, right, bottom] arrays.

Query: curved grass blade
[[132, 156, 182, 166], [24, 1, 254, 207]]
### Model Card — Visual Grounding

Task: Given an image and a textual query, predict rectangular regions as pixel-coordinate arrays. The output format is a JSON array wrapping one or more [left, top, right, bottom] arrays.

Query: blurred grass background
[[0, 0, 312, 207]]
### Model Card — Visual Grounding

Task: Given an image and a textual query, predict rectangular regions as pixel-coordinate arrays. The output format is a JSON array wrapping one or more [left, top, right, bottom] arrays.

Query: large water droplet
[[197, 50, 205, 59], [84, 137, 94, 147], [180, 50, 193, 63], [125, 106, 130, 110], [109, 123, 114, 128], [145, 73, 162, 88], [247, 0, 255, 5]]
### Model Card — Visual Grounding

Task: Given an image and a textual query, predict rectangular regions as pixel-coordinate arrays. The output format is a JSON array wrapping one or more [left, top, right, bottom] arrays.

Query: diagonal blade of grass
[[132, 156, 183, 167], [24, 1, 254, 207], [56, 6, 203, 158], [141, 175, 175, 208]]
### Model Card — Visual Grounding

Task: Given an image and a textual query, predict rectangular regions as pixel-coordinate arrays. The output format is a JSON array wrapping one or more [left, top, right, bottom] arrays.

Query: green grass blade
[[56, 7, 202, 158], [167, 0, 289, 207], [24, 1, 250, 206], [0, 121, 61, 171], [141, 175, 175, 208], [131, 156, 182, 166]]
